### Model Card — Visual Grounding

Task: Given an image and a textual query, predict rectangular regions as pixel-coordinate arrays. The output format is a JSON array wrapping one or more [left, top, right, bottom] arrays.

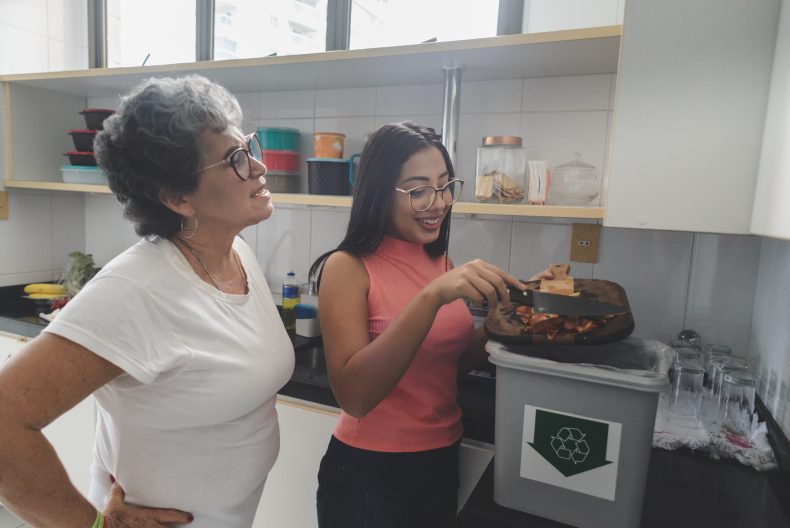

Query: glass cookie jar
[[548, 153, 600, 206], [474, 136, 527, 203]]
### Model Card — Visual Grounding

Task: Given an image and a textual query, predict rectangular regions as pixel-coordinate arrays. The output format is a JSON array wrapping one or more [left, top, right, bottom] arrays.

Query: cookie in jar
[[474, 136, 527, 204]]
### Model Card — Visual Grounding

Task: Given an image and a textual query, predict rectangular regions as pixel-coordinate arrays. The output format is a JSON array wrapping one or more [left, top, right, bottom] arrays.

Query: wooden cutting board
[[485, 278, 634, 345]]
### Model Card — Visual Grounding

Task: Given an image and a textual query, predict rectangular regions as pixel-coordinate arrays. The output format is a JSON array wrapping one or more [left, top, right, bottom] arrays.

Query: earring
[[181, 215, 198, 239]]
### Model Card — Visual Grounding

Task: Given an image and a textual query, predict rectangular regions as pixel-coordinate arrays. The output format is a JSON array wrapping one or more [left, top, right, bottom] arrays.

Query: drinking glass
[[720, 372, 757, 440], [668, 360, 705, 429], [702, 344, 732, 379], [712, 357, 750, 403]]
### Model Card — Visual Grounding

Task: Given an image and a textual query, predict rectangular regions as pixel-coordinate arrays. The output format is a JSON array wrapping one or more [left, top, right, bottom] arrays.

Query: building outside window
[[106, 0, 196, 67], [349, 0, 500, 49], [213, 0, 327, 61]]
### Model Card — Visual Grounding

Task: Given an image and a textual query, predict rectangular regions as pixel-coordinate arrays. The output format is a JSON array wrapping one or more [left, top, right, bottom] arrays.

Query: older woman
[[0, 75, 294, 527]]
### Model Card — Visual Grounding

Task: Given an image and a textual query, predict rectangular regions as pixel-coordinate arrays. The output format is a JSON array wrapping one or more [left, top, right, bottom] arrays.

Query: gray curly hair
[[94, 75, 243, 238]]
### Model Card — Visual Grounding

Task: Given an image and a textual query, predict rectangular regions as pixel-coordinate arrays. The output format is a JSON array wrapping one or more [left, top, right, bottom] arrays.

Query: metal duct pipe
[[441, 64, 463, 167]]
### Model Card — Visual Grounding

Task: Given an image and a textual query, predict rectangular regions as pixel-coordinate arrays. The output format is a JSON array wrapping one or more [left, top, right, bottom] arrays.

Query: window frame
[[88, 0, 523, 68]]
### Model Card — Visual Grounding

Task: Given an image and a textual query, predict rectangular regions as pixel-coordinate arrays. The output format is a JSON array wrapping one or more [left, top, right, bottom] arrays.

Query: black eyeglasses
[[196, 133, 264, 181], [393, 179, 464, 212]]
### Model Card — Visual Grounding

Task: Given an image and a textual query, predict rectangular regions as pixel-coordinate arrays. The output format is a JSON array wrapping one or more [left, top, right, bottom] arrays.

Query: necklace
[[176, 238, 248, 294]]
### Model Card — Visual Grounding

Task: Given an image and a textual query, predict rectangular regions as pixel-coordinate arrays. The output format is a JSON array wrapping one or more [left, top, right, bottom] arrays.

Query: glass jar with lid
[[548, 153, 600, 206], [474, 136, 527, 203]]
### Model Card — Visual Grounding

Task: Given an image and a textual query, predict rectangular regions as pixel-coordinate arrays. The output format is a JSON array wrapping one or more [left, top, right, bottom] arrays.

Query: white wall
[[751, 237, 790, 437], [0, 0, 88, 75]]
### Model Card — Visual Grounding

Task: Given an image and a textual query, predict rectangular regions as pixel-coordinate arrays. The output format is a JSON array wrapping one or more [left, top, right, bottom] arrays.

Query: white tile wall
[[593, 227, 693, 342], [750, 237, 790, 436], [510, 219, 595, 279], [315, 87, 376, 117], [260, 90, 315, 120], [256, 205, 312, 288], [0, 191, 84, 287], [0, 0, 87, 75], [84, 195, 138, 266], [376, 84, 443, 116]]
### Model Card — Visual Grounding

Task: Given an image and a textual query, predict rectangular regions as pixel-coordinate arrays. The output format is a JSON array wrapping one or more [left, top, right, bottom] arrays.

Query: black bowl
[[79, 108, 114, 130], [68, 129, 97, 152]]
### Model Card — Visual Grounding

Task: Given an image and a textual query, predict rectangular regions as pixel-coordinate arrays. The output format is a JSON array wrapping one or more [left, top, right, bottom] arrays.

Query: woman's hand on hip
[[425, 259, 526, 309], [103, 483, 193, 527]]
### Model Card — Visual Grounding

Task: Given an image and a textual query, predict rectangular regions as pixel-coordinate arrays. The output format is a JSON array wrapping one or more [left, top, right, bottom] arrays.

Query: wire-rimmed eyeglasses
[[195, 133, 264, 181], [393, 179, 464, 212]]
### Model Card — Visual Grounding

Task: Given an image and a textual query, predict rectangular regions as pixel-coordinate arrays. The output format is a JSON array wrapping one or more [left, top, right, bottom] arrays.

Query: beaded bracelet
[[91, 510, 104, 528]]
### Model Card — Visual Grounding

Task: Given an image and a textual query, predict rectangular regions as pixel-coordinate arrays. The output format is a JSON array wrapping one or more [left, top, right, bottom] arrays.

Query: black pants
[[316, 435, 460, 528]]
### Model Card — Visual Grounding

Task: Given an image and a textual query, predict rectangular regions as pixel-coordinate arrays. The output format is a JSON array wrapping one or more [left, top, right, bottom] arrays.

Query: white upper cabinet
[[605, 0, 781, 234], [751, 1, 790, 240]]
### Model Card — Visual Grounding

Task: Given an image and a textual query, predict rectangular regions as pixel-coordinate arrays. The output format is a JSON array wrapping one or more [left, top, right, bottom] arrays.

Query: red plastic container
[[68, 129, 97, 152], [79, 108, 114, 130], [262, 150, 299, 172], [64, 151, 97, 166]]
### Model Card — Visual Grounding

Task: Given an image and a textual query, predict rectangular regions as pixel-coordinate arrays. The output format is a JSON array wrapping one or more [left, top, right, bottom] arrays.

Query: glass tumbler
[[712, 358, 750, 403], [702, 344, 732, 381], [720, 372, 757, 440], [668, 361, 705, 429]]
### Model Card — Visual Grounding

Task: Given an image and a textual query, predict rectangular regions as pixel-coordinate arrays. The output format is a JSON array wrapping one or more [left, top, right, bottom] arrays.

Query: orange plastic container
[[312, 132, 345, 158]]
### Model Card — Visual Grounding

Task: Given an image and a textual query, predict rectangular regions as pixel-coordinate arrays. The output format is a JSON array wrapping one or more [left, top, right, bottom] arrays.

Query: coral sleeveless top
[[333, 236, 475, 452]]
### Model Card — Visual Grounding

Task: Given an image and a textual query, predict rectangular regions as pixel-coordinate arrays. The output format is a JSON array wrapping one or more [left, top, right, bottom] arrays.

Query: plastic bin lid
[[487, 337, 672, 392]]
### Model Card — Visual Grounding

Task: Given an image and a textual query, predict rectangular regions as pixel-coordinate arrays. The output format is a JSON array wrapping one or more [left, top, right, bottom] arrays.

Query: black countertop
[[3, 293, 790, 528]]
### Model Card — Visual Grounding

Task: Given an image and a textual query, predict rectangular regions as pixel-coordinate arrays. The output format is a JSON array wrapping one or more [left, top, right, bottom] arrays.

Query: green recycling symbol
[[528, 409, 613, 477]]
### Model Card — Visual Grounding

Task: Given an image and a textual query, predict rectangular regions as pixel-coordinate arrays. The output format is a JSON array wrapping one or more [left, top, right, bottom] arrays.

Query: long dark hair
[[309, 122, 455, 289]]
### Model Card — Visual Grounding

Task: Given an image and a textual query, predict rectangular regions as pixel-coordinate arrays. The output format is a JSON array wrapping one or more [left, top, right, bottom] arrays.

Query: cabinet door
[[751, 2, 790, 240], [252, 399, 339, 528], [605, 0, 780, 233]]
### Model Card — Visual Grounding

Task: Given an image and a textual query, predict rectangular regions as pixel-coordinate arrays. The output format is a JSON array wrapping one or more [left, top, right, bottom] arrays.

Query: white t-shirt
[[45, 236, 294, 527]]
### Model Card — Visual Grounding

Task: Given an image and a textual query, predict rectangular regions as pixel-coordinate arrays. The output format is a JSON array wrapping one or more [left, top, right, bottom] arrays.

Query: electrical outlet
[[570, 223, 600, 263], [0, 191, 7, 220]]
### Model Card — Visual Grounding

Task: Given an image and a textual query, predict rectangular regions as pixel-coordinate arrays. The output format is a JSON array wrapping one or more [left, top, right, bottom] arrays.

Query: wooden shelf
[[0, 26, 621, 96], [1, 181, 603, 219], [3, 180, 111, 194]]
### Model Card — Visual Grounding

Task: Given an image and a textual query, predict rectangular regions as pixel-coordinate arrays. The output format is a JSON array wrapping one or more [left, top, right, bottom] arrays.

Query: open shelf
[[1, 181, 604, 219], [0, 26, 621, 96]]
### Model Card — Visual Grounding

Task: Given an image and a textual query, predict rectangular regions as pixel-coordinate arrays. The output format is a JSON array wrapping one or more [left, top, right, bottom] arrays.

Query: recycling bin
[[487, 338, 672, 528]]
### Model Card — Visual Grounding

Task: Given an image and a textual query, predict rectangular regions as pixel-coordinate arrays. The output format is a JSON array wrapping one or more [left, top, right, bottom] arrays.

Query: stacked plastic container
[[257, 127, 301, 193], [308, 131, 358, 196], [61, 109, 114, 184]]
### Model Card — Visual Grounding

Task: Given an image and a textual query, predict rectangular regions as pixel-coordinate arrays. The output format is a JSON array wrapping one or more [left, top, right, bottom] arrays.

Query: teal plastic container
[[257, 127, 300, 151]]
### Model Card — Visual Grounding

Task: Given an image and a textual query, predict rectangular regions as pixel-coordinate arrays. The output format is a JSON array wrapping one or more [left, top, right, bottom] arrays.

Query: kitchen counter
[[3, 293, 789, 528]]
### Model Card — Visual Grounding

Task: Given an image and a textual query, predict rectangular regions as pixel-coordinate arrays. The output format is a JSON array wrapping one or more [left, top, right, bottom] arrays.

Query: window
[[213, 0, 327, 61], [106, 0, 196, 67], [349, 0, 500, 50]]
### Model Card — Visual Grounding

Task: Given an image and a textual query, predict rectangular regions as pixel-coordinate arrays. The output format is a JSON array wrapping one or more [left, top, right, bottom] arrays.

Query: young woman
[[0, 75, 294, 527], [310, 122, 546, 527]]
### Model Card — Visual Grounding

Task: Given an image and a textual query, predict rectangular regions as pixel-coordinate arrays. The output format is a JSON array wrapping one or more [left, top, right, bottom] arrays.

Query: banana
[[26, 292, 64, 299], [24, 283, 65, 295]]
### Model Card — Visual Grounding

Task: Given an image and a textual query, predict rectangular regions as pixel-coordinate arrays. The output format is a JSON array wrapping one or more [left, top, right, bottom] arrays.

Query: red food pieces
[[513, 305, 600, 339]]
